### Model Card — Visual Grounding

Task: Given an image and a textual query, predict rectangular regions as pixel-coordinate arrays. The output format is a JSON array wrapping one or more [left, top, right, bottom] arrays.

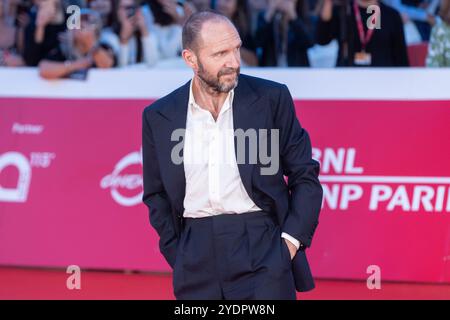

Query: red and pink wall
[[1, 68, 449, 283]]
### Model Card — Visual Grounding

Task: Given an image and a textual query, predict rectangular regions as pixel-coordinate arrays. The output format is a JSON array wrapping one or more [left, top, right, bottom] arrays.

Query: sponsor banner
[[1, 70, 449, 283]]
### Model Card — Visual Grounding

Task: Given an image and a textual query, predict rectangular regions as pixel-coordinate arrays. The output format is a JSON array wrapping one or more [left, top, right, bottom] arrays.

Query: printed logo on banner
[[0, 152, 32, 202], [0, 151, 56, 203], [100, 149, 143, 207], [11, 122, 44, 135], [314, 147, 450, 212]]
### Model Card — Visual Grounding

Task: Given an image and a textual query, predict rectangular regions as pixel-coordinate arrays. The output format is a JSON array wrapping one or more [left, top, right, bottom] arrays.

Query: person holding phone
[[139, 0, 196, 66], [114, 0, 159, 66]]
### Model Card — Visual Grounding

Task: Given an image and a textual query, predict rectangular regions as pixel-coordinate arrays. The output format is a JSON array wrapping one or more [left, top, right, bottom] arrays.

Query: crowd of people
[[0, 0, 449, 78]]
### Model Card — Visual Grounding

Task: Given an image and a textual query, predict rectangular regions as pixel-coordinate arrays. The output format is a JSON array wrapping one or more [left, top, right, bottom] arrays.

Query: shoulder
[[239, 73, 288, 97], [143, 80, 189, 120], [238, 74, 294, 119]]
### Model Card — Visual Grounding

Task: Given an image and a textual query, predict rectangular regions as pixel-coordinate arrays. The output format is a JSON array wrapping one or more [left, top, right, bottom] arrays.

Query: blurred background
[[0, 0, 449, 70], [0, 0, 449, 300]]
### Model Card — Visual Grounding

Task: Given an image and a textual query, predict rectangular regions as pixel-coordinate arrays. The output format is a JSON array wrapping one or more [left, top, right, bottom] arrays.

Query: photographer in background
[[316, 0, 409, 66], [38, 8, 115, 79], [114, 0, 159, 66], [142, 0, 196, 65]]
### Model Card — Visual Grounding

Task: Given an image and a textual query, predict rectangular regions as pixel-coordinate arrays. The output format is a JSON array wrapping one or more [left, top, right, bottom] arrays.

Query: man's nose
[[226, 51, 240, 69]]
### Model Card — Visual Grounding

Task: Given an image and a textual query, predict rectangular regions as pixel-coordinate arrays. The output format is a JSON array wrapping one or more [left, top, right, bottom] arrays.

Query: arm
[[155, 25, 182, 60], [141, 33, 159, 67], [240, 47, 259, 66], [315, 0, 339, 45], [24, 20, 44, 66], [240, 33, 259, 66], [38, 57, 92, 79], [118, 42, 129, 67], [384, 0, 428, 22], [136, 8, 159, 66], [142, 107, 179, 268], [290, 18, 314, 49], [24, 1, 56, 66], [254, 11, 274, 49], [92, 46, 115, 69], [275, 85, 323, 249]]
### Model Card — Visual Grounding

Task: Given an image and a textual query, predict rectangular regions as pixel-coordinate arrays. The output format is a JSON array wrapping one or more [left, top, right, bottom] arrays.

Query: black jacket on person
[[316, 1, 409, 67]]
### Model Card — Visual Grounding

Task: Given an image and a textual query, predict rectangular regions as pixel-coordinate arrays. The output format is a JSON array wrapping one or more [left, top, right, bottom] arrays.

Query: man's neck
[[192, 76, 229, 118], [357, 0, 378, 8]]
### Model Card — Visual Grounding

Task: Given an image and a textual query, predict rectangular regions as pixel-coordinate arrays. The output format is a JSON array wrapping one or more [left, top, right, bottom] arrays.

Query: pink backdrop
[[1, 97, 449, 283]]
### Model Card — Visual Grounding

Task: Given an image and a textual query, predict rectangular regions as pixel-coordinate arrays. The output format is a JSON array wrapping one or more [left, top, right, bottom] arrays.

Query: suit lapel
[[156, 80, 190, 214], [232, 75, 262, 200], [156, 74, 263, 213]]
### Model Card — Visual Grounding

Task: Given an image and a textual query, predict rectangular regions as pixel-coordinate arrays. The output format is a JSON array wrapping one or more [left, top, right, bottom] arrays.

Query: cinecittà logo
[[0, 152, 32, 203], [0, 151, 55, 203], [101, 149, 143, 207]]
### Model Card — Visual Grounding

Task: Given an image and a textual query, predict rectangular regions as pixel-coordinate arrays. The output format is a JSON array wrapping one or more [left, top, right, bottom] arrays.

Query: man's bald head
[[182, 11, 236, 52], [181, 11, 241, 94]]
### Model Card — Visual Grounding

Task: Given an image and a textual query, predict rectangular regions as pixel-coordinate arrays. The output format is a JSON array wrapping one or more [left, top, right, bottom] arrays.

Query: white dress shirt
[[182, 79, 300, 250]]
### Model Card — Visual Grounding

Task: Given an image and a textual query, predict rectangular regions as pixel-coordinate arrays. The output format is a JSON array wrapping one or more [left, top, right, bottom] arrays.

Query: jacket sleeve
[[142, 107, 178, 268], [275, 84, 323, 248]]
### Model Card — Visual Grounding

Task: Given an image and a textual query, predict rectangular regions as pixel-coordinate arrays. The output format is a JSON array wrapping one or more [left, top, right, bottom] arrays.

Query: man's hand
[[36, 0, 56, 28], [284, 238, 297, 260]]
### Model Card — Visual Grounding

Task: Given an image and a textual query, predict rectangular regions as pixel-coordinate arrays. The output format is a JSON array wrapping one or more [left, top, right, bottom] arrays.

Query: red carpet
[[0, 267, 448, 300]]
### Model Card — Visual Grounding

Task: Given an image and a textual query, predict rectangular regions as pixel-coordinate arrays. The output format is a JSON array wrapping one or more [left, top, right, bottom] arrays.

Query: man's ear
[[182, 49, 197, 69]]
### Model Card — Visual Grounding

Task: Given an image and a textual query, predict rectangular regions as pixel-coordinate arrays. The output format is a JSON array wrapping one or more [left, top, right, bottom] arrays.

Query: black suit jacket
[[142, 74, 323, 292]]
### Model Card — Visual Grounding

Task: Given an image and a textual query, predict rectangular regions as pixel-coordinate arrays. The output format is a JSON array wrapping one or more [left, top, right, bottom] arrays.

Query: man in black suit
[[142, 11, 323, 300]]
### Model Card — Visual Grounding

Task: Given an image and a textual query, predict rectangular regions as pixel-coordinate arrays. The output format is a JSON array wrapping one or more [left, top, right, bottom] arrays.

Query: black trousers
[[172, 210, 297, 300]]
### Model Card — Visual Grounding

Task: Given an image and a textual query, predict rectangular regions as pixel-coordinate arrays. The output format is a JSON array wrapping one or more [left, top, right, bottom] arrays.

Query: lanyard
[[353, 1, 375, 51]]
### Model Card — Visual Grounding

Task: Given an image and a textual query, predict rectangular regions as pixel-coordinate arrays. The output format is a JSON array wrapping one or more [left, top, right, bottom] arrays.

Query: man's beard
[[197, 60, 240, 93]]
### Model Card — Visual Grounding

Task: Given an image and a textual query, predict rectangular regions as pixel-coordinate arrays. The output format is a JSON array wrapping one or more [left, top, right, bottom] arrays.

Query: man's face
[[193, 20, 242, 93]]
